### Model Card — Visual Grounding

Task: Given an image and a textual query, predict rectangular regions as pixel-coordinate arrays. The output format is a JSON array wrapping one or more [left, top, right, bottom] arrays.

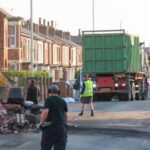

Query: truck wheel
[[135, 82, 143, 100], [142, 88, 148, 100], [93, 94, 98, 101], [126, 83, 132, 101], [127, 90, 132, 101], [120, 84, 131, 101]]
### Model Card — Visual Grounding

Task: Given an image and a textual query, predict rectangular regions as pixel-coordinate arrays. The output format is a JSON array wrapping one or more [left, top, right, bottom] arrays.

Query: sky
[[0, 0, 150, 46]]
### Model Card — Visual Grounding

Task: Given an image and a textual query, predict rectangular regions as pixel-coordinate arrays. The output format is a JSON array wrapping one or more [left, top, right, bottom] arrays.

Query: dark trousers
[[41, 125, 67, 150]]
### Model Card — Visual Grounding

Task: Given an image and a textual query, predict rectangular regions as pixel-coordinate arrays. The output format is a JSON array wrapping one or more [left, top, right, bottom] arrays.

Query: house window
[[38, 42, 43, 63], [10, 63, 16, 70], [10, 25, 16, 48], [57, 47, 61, 62]]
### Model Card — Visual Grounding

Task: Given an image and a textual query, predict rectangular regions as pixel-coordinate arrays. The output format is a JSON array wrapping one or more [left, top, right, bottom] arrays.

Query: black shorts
[[81, 96, 92, 104]]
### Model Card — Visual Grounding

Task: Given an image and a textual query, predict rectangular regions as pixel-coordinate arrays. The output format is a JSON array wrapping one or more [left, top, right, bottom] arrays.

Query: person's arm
[[64, 112, 68, 123], [40, 98, 50, 124], [40, 108, 49, 124], [64, 102, 68, 123], [81, 82, 85, 95]]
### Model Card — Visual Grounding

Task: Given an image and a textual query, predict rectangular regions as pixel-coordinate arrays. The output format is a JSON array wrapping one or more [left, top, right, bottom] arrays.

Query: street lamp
[[92, 0, 95, 31], [30, 0, 33, 72], [92, 0, 95, 71], [120, 21, 122, 30]]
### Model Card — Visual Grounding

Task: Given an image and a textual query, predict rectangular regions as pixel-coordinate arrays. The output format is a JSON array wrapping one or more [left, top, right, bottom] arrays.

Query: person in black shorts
[[79, 74, 94, 116], [40, 85, 68, 150]]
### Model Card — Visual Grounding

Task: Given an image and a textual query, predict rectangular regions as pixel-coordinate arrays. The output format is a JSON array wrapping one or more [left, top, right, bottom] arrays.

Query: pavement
[[67, 101, 150, 133]]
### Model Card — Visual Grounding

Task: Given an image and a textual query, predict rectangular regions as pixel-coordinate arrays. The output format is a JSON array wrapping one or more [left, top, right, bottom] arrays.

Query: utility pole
[[92, 0, 95, 32], [92, 0, 95, 70], [120, 21, 122, 30], [30, 0, 33, 72]]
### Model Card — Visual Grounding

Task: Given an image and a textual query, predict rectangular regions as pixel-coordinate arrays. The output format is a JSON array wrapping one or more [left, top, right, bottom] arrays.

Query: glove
[[37, 123, 45, 129], [35, 123, 44, 133]]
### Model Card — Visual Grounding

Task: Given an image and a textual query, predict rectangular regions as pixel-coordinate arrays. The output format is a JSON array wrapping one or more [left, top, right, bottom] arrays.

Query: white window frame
[[38, 41, 43, 63], [10, 25, 16, 48]]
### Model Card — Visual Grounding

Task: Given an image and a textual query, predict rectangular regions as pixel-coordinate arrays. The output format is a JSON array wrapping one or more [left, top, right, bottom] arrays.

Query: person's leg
[[54, 142, 66, 150], [54, 128, 67, 150], [79, 103, 85, 116], [41, 128, 55, 150], [90, 97, 94, 116]]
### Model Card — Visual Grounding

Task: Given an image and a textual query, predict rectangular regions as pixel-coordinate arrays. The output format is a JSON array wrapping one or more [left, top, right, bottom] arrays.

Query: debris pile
[[0, 103, 28, 133], [0, 87, 43, 134]]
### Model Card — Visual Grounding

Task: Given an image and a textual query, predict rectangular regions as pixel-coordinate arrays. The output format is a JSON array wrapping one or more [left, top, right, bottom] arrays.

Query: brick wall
[[0, 13, 8, 70]]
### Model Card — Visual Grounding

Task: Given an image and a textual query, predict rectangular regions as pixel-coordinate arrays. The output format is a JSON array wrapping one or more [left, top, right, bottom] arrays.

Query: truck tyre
[[142, 88, 148, 100], [120, 82, 131, 101]]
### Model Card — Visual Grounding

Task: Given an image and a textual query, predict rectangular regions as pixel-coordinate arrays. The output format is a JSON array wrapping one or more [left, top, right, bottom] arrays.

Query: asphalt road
[[68, 100, 150, 131], [1, 128, 150, 150], [1, 100, 150, 150]]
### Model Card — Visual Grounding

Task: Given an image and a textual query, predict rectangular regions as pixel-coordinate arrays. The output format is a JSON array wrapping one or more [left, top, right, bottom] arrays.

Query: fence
[[17, 77, 73, 102]]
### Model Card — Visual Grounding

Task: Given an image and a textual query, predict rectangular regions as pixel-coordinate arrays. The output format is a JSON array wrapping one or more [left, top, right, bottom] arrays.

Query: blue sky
[[0, 0, 150, 46]]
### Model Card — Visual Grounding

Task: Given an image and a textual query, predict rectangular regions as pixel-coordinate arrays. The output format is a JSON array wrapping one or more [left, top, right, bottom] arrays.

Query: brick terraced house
[[0, 7, 82, 81]]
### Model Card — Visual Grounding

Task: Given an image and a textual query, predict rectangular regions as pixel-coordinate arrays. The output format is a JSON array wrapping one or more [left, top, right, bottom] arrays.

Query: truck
[[82, 30, 148, 101]]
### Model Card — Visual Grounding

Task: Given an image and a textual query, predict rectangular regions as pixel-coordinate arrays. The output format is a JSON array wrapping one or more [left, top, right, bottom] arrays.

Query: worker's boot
[[78, 111, 83, 116], [91, 110, 94, 116]]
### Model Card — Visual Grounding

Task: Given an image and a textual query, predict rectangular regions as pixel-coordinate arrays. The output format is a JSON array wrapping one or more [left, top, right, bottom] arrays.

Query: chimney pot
[[39, 18, 42, 25], [51, 20, 54, 28]]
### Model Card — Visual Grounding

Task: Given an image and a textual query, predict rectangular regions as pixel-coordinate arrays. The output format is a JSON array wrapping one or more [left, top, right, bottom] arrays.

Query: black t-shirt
[[44, 96, 68, 123]]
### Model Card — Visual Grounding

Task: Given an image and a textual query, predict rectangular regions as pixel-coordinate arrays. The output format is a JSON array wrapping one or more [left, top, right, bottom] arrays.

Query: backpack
[[73, 79, 80, 90]]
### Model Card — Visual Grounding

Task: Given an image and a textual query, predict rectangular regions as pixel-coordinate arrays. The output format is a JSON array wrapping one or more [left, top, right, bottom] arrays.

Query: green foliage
[[2, 70, 49, 78], [75, 69, 80, 79]]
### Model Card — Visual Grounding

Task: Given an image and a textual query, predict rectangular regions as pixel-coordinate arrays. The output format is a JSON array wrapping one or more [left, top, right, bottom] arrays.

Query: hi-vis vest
[[82, 80, 93, 97]]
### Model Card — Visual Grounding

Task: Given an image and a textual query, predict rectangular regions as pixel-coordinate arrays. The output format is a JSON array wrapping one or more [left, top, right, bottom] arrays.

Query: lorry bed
[[82, 30, 141, 74]]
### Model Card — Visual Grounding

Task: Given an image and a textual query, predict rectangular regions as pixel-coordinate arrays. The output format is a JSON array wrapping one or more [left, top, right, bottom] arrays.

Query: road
[[1, 128, 150, 150], [68, 100, 150, 133], [1, 100, 150, 150]]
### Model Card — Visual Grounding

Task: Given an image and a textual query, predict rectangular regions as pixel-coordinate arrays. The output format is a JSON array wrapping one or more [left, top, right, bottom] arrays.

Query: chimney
[[36, 24, 39, 33], [51, 20, 54, 28], [49, 26, 55, 37], [33, 23, 36, 33], [43, 19, 46, 26], [23, 20, 30, 30], [46, 21, 49, 36], [47, 21, 50, 26], [78, 29, 81, 37], [39, 18, 42, 25], [55, 30, 63, 38], [64, 32, 70, 40]]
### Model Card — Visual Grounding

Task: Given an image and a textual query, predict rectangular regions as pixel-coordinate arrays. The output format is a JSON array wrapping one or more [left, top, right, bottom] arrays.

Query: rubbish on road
[[63, 97, 76, 103], [0, 101, 43, 134]]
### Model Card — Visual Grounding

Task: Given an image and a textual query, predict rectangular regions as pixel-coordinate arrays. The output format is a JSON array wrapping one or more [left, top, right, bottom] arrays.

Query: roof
[[71, 36, 82, 45], [8, 16, 23, 21], [0, 7, 12, 17]]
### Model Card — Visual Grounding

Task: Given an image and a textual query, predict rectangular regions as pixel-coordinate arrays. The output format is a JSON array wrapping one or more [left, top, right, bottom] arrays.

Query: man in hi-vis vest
[[79, 74, 94, 116]]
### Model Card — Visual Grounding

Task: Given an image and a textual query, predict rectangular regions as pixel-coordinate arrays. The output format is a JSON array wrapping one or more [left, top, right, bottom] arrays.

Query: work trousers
[[41, 125, 67, 150]]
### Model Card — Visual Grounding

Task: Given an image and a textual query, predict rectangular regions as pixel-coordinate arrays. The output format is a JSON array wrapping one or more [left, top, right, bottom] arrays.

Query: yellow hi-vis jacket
[[82, 80, 93, 97]]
